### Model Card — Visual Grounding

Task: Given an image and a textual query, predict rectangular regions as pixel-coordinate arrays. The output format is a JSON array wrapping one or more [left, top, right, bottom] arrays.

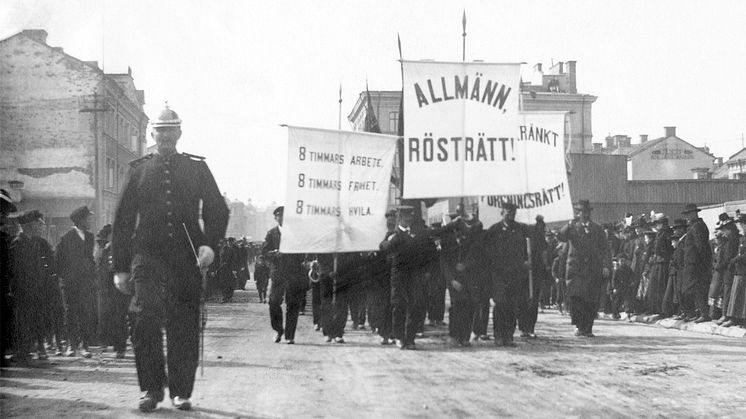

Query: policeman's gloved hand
[[114, 272, 132, 295], [198, 245, 215, 268]]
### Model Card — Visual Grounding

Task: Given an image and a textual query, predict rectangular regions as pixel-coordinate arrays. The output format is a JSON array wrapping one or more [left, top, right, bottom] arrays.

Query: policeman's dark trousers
[[391, 272, 426, 345], [129, 254, 200, 398], [60, 283, 94, 350], [311, 281, 321, 326], [269, 281, 306, 341], [319, 276, 335, 337], [448, 285, 475, 343], [427, 273, 446, 323], [569, 296, 596, 334]]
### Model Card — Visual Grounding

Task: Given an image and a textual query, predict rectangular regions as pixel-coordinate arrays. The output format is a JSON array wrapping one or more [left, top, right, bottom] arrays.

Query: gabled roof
[[627, 135, 713, 158], [726, 147, 746, 162]]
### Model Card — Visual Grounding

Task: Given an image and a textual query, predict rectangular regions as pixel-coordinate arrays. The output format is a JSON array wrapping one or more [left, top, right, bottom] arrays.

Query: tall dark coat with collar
[[557, 220, 611, 302], [680, 218, 711, 295], [56, 228, 96, 287]]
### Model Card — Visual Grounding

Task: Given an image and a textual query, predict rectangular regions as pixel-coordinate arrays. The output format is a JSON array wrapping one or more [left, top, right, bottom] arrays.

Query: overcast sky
[[3, 0, 745, 207]]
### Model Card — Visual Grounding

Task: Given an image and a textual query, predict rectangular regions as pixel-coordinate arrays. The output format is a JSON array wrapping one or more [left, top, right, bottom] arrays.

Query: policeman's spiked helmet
[[151, 102, 181, 128]]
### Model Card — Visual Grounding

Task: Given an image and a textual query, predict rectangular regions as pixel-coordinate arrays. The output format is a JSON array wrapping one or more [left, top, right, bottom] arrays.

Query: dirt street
[[2, 288, 745, 418]]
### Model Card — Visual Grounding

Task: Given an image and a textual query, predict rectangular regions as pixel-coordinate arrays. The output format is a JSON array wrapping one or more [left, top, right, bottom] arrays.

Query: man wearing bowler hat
[[262, 205, 308, 344], [56, 205, 97, 358], [112, 104, 229, 411], [556, 200, 610, 337], [678, 203, 712, 323]]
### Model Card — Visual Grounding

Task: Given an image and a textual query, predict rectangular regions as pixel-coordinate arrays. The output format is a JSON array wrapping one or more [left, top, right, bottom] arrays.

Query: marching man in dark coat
[[484, 202, 530, 347], [112, 105, 229, 412], [379, 205, 428, 350], [556, 200, 611, 337], [9, 210, 55, 363], [678, 203, 712, 323], [57, 205, 97, 358], [261, 206, 308, 344]]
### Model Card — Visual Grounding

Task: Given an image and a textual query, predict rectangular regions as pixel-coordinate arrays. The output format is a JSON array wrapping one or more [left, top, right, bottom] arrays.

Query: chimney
[[605, 136, 615, 149], [567, 60, 577, 94], [619, 136, 631, 148], [664, 126, 676, 138], [534, 63, 542, 72], [21, 29, 48, 44], [640, 134, 648, 143]]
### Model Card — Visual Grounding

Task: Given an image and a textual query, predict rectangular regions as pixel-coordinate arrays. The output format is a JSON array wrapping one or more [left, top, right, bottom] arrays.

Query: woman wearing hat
[[723, 215, 746, 328]]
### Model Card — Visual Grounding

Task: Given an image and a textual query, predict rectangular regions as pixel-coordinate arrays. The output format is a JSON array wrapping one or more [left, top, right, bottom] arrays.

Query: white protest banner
[[280, 126, 398, 253], [402, 60, 522, 198], [477, 112, 574, 226]]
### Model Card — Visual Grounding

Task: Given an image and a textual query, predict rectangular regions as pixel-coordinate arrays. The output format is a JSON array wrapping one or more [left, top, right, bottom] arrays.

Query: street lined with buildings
[[1, 289, 745, 418]]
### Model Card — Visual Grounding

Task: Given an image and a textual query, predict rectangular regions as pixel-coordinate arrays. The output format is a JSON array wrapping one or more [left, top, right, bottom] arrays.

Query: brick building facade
[[0, 29, 147, 243]]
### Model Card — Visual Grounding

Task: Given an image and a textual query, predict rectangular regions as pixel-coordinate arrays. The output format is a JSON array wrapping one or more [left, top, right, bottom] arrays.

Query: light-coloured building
[[716, 147, 746, 180], [0, 29, 147, 242], [594, 127, 716, 180]]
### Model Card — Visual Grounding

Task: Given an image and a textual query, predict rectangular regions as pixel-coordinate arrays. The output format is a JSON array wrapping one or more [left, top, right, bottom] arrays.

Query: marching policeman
[[112, 104, 229, 412]]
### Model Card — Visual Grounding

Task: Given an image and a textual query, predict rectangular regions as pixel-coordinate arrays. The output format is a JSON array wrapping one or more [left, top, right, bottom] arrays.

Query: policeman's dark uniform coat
[[112, 151, 229, 399], [557, 218, 610, 335], [56, 220, 97, 352], [485, 217, 530, 344], [261, 224, 308, 342]]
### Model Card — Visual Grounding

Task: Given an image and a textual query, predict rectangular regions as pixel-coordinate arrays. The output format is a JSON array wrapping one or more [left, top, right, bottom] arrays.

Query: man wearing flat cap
[[484, 201, 530, 346], [557, 200, 611, 337], [112, 104, 229, 412], [8, 210, 55, 363], [56, 205, 97, 358], [261, 205, 308, 345], [678, 203, 712, 323]]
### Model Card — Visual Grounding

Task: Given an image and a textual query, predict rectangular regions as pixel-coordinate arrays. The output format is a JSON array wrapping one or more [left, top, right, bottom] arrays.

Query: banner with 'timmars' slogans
[[477, 112, 574, 225], [280, 126, 398, 253]]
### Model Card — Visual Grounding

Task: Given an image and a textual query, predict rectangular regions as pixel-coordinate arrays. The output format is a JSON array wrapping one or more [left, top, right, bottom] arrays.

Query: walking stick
[[183, 224, 206, 377], [526, 237, 534, 302]]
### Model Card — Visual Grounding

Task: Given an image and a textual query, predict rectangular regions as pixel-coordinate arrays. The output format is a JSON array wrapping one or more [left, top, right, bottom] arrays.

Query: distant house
[[593, 126, 715, 180], [715, 147, 746, 180]]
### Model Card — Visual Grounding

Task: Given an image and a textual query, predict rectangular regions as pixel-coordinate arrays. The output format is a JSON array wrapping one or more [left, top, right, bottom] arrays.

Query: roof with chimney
[[593, 127, 714, 159]]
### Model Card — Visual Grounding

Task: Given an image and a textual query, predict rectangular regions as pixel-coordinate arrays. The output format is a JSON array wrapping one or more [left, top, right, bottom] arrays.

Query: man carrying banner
[[112, 104, 229, 412], [556, 200, 611, 337], [485, 202, 530, 347], [262, 206, 308, 344]]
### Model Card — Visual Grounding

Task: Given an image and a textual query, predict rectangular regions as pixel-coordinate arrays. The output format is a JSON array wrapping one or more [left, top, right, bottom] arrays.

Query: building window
[[106, 158, 115, 189], [389, 111, 399, 133], [117, 165, 125, 191]]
